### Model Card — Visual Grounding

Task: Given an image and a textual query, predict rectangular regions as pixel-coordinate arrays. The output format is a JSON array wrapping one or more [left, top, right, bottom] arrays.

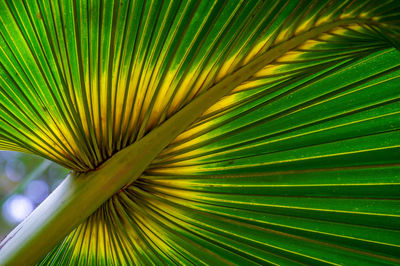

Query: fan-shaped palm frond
[[0, 0, 400, 265]]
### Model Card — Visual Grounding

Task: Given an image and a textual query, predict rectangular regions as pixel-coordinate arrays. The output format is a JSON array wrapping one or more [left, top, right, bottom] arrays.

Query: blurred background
[[0, 151, 68, 240]]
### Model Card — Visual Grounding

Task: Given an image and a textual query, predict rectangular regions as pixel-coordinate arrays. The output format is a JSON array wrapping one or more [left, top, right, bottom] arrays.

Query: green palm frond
[[0, 0, 400, 265]]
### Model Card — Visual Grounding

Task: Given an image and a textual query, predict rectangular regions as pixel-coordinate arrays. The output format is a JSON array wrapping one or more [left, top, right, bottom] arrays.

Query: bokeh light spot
[[2, 194, 34, 224]]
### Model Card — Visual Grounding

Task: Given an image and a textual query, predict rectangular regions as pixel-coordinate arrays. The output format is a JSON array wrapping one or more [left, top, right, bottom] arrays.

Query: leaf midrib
[[124, 18, 367, 179]]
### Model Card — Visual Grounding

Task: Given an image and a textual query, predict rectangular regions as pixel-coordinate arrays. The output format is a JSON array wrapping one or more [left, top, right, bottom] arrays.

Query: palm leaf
[[1, 0, 400, 264]]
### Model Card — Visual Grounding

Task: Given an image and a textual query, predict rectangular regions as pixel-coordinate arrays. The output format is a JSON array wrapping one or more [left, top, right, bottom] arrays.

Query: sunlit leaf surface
[[1, 0, 400, 264]]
